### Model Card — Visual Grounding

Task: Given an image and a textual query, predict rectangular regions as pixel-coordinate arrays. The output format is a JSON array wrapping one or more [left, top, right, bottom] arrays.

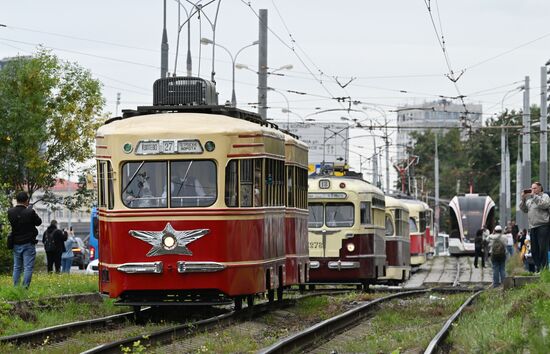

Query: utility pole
[[522, 76, 531, 197], [498, 126, 506, 226], [434, 133, 440, 236], [161, 0, 169, 78], [516, 135, 523, 228], [258, 9, 268, 120], [541, 66, 548, 189], [505, 140, 511, 223]]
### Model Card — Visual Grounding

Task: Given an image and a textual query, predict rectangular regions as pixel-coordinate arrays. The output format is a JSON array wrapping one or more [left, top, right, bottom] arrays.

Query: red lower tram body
[[409, 232, 426, 266], [384, 237, 411, 280], [308, 232, 386, 285], [99, 208, 307, 305]]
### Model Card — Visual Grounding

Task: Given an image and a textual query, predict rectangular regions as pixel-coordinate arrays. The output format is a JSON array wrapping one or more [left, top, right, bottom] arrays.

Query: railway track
[[424, 290, 483, 354], [0, 290, 349, 353], [258, 288, 481, 354]]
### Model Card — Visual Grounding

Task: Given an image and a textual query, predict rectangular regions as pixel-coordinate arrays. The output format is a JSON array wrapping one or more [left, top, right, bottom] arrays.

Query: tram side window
[[97, 162, 106, 208], [419, 211, 427, 232], [385, 215, 394, 236], [409, 218, 419, 233], [326, 203, 354, 228], [286, 165, 295, 207], [360, 202, 372, 225], [308, 203, 323, 228], [121, 161, 167, 208], [395, 209, 405, 236], [225, 160, 238, 207], [107, 162, 114, 209], [254, 159, 263, 207], [240, 159, 253, 207], [298, 167, 308, 209]]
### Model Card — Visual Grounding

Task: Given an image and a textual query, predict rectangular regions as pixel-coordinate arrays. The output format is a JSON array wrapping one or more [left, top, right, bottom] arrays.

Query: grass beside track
[[0, 273, 98, 301], [448, 269, 550, 353], [0, 273, 131, 338]]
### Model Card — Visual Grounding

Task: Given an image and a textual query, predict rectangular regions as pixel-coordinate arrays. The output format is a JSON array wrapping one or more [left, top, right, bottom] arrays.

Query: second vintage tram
[[378, 196, 411, 283], [95, 77, 309, 309], [307, 173, 386, 289]]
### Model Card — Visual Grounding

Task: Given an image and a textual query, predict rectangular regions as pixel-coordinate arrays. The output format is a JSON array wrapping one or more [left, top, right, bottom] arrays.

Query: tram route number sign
[[135, 139, 203, 155]]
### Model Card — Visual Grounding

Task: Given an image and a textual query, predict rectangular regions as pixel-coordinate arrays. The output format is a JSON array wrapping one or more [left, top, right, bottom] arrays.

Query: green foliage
[[0, 48, 105, 199], [0, 185, 12, 274]]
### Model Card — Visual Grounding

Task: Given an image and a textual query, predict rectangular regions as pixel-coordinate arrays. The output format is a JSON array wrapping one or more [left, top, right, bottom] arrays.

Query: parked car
[[72, 237, 90, 270], [86, 258, 99, 275]]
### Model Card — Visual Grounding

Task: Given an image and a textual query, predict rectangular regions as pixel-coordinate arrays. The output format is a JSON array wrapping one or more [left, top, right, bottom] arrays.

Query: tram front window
[[325, 203, 354, 228], [121, 160, 217, 208], [122, 161, 167, 208], [170, 161, 216, 207], [308, 203, 323, 228]]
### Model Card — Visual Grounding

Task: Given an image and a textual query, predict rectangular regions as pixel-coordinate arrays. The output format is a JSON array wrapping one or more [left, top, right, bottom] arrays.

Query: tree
[[0, 48, 105, 199]]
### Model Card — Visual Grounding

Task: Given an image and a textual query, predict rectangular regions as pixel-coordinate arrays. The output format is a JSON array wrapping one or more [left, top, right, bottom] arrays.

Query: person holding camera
[[7, 192, 42, 288], [519, 182, 550, 272]]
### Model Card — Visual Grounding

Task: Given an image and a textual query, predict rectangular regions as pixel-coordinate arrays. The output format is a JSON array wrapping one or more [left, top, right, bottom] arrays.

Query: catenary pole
[[258, 9, 268, 120], [434, 133, 440, 236], [541, 67, 548, 189], [520, 76, 531, 230]]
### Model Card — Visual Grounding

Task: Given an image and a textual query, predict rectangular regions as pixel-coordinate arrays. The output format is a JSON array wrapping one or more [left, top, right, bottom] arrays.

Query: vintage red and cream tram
[[95, 77, 309, 309], [398, 198, 433, 266], [307, 174, 386, 289], [378, 196, 411, 283]]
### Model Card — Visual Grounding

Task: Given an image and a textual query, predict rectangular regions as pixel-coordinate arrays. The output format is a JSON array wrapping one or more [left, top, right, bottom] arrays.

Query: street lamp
[[201, 38, 259, 107]]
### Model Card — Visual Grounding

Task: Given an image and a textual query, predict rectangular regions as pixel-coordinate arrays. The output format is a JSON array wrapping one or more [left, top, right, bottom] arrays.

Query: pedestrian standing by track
[[61, 229, 75, 273], [43, 220, 67, 273], [7, 191, 42, 288], [519, 182, 550, 272], [474, 229, 485, 268], [488, 225, 507, 287], [504, 226, 514, 256]]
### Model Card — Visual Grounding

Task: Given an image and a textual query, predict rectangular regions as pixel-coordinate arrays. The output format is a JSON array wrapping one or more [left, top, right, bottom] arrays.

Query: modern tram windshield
[[457, 197, 485, 241], [121, 160, 217, 208]]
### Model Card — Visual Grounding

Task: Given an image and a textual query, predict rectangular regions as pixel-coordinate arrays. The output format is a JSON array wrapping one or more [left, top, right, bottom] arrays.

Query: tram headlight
[[162, 234, 177, 250], [205, 141, 215, 152], [346, 243, 355, 252]]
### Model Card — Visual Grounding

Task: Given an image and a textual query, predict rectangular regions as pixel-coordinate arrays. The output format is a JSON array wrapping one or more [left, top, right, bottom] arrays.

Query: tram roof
[[385, 195, 409, 210], [97, 111, 287, 138], [308, 175, 384, 195]]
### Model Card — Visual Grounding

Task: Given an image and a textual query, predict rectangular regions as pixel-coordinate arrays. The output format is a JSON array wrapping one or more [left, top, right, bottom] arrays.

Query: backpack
[[491, 237, 506, 262], [44, 230, 56, 252]]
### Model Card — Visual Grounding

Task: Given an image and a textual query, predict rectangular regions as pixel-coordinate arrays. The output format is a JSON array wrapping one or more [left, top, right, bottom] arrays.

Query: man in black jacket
[[8, 191, 42, 288], [43, 220, 67, 273]]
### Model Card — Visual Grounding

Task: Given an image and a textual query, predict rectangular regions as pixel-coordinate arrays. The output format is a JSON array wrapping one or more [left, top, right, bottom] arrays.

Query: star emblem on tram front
[[129, 223, 210, 257]]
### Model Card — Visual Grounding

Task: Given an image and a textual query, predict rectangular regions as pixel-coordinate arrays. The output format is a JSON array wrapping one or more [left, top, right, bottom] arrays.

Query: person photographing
[[519, 182, 550, 272]]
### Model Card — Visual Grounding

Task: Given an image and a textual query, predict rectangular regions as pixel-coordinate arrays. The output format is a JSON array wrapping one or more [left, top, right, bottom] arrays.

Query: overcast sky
[[1, 0, 549, 180]]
